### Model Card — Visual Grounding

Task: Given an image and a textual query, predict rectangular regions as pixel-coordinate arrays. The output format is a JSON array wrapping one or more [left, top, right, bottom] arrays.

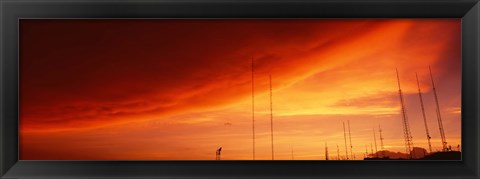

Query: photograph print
[[19, 19, 461, 160]]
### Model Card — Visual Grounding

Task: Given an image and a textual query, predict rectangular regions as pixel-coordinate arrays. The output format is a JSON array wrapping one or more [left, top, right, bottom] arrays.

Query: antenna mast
[[325, 142, 329, 160], [348, 120, 353, 160], [269, 75, 274, 160], [396, 68, 414, 159], [416, 72, 433, 153], [251, 57, 255, 160], [429, 66, 448, 151], [373, 128, 378, 158], [379, 124, 385, 157], [343, 122, 349, 160]]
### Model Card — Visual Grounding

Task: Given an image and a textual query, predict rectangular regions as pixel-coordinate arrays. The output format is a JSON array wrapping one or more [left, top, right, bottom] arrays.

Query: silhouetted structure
[[379, 124, 385, 157], [416, 72, 433, 153], [365, 148, 460, 160], [216, 147, 222, 160], [429, 66, 448, 151], [396, 68, 414, 159], [325, 142, 329, 160], [347, 120, 353, 159], [373, 128, 378, 158], [343, 122, 349, 160], [420, 151, 460, 160]]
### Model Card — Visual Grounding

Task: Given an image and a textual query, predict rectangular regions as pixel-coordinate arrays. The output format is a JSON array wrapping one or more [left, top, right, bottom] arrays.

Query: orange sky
[[19, 19, 461, 160]]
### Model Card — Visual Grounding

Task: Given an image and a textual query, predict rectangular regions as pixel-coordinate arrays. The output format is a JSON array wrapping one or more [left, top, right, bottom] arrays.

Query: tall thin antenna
[[416, 72, 433, 153], [396, 68, 414, 159], [348, 120, 353, 160], [343, 122, 349, 160], [379, 124, 385, 157], [429, 66, 448, 151], [251, 57, 255, 160], [373, 128, 378, 158], [325, 142, 329, 160], [269, 74, 274, 160]]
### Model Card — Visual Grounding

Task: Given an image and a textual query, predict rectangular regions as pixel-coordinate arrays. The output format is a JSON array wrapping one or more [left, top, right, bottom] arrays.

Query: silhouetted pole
[[325, 142, 329, 160], [373, 128, 378, 158], [269, 75, 274, 160], [343, 122, 349, 160], [216, 147, 222, 160], [251, 57, 255, 160], [348, 120, 353, 159], [396, 68, 414, 159], [416, 72, 433, 153], [379, 124, 385, 157], [429, 66, 448, 152]]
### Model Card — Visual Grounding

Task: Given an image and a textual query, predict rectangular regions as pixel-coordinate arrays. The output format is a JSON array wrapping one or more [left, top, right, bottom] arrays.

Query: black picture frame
[[1, 0, 479, 178]]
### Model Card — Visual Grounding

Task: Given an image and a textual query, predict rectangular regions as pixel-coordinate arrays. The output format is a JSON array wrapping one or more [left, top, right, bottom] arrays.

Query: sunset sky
[[19, 19, 461, 160]]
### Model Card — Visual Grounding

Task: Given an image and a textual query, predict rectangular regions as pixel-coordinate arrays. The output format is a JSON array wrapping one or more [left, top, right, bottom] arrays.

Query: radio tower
[[343, 122, 349, 160], [347, 120, 353, 160], [416, 72, 433, 153], [429, 66, 448, 152], [269, 75, 274, 160], [396, 68, 414, 159], [373, 128, 378, 158], [379, 124, 385, 157], [251, 57, 255, 160]]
